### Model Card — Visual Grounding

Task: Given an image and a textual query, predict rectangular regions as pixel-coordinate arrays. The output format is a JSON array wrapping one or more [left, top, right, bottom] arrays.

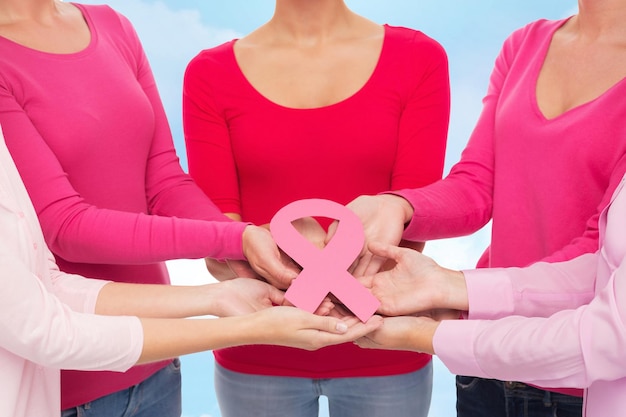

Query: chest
[[536, 39, 626, 120], [233, 35, 383, 109]]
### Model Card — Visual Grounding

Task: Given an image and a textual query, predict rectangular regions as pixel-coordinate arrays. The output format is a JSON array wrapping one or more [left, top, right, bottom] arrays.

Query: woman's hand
[[328, 194, 414, 277], [291, 216, 327, 250], [355, 316, 439, 354], [242, 225, 300, 289], [250, 306, 383, 351], [359, 241, 469, 316], [211, 278, 286, 317]]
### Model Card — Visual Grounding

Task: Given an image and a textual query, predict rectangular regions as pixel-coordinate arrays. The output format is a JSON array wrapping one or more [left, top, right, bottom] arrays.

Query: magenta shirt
[[0, 3, 246, 408], [397, 18, 626, 396], [400, 17, 626, 267]]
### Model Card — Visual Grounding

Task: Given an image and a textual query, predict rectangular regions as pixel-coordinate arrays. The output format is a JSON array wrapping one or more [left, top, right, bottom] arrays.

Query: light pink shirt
[[0, 127, 143, 417], [435, 174, 626, 417]]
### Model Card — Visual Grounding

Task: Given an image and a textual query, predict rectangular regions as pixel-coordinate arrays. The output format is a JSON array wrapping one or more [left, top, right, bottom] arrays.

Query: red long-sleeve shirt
[[184, 25, 450, 378]]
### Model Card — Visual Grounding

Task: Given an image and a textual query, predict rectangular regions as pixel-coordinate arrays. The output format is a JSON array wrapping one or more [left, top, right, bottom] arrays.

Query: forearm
[[137, 315, 253, 364], [96, 282, 222, 318]]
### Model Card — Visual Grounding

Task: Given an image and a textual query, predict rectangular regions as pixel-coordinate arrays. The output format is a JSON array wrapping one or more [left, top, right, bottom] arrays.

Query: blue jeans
[[61, 358, 182, 417], [215, 362, 433, 417], [456, 376, 583, 417]]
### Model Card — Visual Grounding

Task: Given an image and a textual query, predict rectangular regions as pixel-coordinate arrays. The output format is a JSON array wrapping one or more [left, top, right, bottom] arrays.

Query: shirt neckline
[[227, 24, 390, 111], [0, 2, 96, 59]]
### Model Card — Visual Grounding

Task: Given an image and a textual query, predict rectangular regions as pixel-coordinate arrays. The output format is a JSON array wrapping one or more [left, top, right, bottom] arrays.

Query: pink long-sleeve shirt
[[435, 172, 626, 417], [397, 18, 626, 396], [399, 17, 626, 267], [0, 3, 246, 408], [0, 127, 143, 417]]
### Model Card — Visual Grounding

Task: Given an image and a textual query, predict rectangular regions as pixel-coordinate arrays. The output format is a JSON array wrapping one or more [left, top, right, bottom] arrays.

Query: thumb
[[368, 241, 403, 264], [266, 285, 286, 306]]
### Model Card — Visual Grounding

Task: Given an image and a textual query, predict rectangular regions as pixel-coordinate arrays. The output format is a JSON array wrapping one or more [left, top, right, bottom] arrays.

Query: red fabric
[[184, 25, 450, 377]]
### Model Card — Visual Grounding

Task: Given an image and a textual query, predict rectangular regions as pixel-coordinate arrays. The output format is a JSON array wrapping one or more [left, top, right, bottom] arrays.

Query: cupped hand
[[359, 241, 468, 316], [253, 306, 383, 351], [213, 278, 285, 316]]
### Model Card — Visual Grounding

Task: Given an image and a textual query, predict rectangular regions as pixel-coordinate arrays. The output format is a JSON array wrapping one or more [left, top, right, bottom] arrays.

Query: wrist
[[379, 194, 414, 225], [439, 269, 469, 311], [407, 317, 439, 354]]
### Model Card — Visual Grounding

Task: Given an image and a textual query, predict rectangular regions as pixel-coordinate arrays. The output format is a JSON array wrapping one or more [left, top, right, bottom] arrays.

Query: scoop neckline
[[228, 24, 389, 111], [0, 2, 96, 59]]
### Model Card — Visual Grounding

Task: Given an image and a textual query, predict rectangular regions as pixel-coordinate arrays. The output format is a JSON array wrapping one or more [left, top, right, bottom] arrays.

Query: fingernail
[[336, 322, 348, 333]]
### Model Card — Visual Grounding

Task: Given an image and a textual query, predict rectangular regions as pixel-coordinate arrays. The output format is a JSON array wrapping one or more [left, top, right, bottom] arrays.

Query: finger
[[352, 252, 374, 277], [314, 299, 335, 316], [367, 241, 405, 264], [327, 303, 352, 318], [340, 315, 384, 338], [355, 273, 374, 289], [257, 262, 298, 290], [354, 335, 382, 349], [325, 220, 339, 244], [266, 285, 286, 306], [227, 260, 259, 279], [361, 255, 388, 277]]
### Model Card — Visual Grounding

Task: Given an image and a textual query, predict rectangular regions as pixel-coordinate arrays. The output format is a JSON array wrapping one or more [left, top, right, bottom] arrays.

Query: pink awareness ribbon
[[270, 198, 380, 322]]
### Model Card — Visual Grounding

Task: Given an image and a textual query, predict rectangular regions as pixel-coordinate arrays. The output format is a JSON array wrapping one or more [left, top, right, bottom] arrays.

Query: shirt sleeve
[[0, 19, 246, 264], [183, 50, 242, 215], [390, 33, 449, 191], [434, 258, 626, 388], [0, 247, 142, 372], [394, 30, 523, 241], [463, 253, 597, 320]]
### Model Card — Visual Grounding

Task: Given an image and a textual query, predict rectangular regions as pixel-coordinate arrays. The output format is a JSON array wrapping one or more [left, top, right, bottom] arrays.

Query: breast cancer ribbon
[[270, 198, 381, 322]]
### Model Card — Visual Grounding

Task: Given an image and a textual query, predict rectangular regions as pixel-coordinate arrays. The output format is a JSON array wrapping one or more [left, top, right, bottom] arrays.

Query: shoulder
[[500, 18, 568, 57], [381, 25, 448, 80], [185, 41, 237, 77], [73, 3, 138, 41], [383, 25, 447, 58]]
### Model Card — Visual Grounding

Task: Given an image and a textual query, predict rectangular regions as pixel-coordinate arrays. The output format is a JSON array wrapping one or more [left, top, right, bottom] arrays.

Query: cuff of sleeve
[[379, 189, 423, 239], [124, 316, 144, 371], [434, 319, 486, 378], [213, 221, 251, 261], [463, 268, 515, 320]]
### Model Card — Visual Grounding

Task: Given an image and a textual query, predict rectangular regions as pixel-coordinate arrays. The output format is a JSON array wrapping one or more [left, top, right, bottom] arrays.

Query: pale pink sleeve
[[0, 250, 142, 372], [463, 252, 597, 320], [434, 255, 626, 389]]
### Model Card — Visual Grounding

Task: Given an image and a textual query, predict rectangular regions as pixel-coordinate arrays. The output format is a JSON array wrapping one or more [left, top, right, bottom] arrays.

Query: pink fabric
[[0, 3, 246, 408], [184, 25, 449, 377], [398, 18, 626, 268], [0, 127, 143, 417], [396, 18, 626, 397], [435, 174, 626, 417]]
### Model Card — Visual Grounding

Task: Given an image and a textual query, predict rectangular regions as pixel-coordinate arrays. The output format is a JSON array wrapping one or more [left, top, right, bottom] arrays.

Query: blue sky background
[[78, 2, 575, 416]]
